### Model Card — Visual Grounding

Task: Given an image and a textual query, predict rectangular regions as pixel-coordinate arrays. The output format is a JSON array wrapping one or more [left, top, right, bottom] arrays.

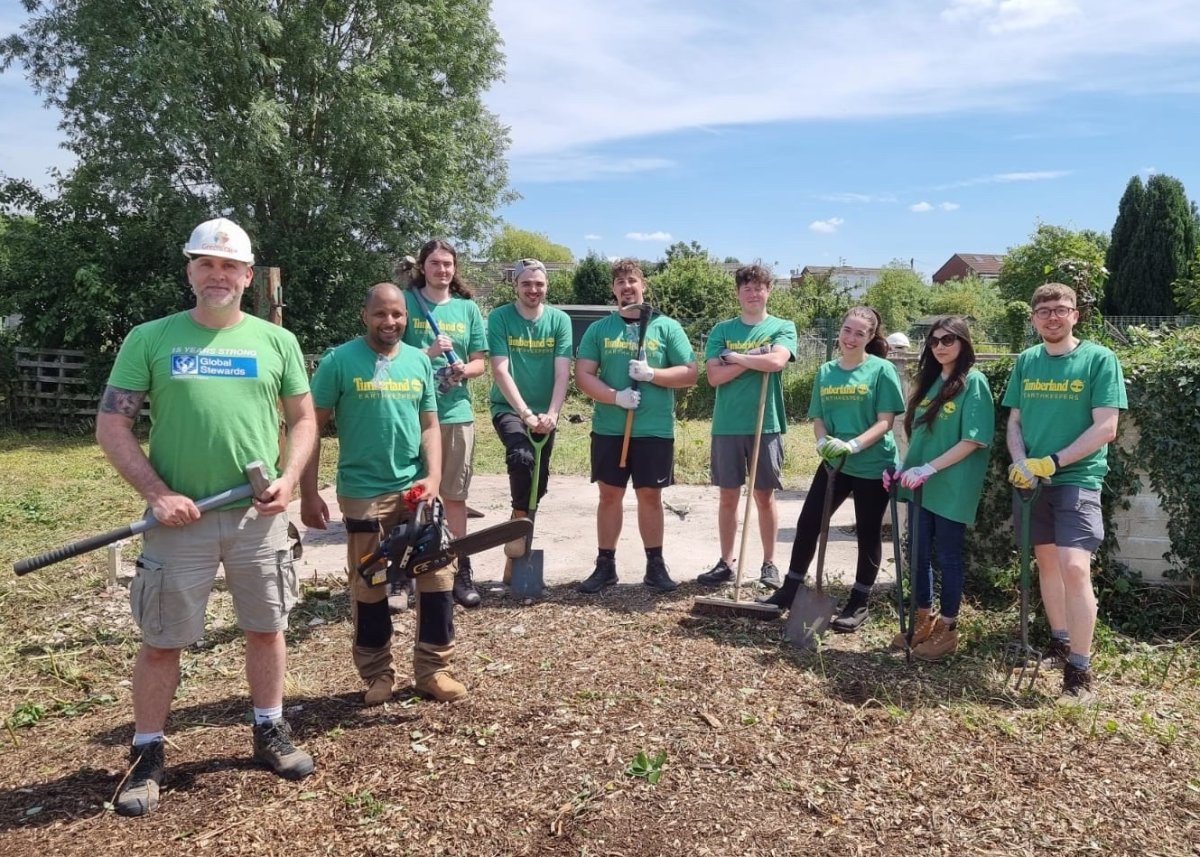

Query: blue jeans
[[909, 504, 967, 618]]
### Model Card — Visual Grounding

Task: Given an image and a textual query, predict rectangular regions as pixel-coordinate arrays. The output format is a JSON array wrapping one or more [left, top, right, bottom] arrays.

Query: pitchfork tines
[[1005, 639, 1042, 692]]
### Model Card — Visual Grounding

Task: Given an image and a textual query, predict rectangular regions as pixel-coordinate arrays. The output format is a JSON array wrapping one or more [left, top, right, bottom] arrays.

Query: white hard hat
[[182, 218, 255, 265], [886, 332, 911, 349]]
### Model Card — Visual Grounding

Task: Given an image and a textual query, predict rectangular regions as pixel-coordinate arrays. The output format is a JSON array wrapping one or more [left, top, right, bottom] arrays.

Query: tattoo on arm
[[99, 386, 147, 418]]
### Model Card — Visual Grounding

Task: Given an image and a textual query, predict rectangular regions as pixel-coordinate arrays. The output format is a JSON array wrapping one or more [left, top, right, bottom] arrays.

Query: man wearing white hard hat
[[95, 217, 318, 816]]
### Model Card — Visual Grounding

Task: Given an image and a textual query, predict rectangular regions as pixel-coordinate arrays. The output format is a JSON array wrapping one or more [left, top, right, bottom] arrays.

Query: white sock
[[132, 731, 164, 746], [254, 705, 283, 724]]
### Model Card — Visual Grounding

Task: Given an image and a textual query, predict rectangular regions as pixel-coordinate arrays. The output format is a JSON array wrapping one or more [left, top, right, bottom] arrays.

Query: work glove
[[614, 388, 641, 410], [900, 463, 938, 489], [1007, 460, 1036, 489], [628, 359, 655, 383], [818, 437, 860, 460], [881, 467, 897, 492]]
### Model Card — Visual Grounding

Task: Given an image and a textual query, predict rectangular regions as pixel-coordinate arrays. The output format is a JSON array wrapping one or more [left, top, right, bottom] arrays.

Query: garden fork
[[1006, 486, 1043, 691]]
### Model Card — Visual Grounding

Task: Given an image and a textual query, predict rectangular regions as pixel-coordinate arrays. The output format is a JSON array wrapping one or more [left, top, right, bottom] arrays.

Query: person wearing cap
[[574, 258, 698, 594], [399, 240, 488, 607], [95, 218, 317, 817], [487, 259, 573, 586], [300, 283, 457, 705], [696, 264, 797, 591]]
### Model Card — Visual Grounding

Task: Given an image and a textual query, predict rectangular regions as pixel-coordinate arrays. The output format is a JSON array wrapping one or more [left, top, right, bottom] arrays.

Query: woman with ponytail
[[760, 306, 904, 632], [884, 315, 994, 659]]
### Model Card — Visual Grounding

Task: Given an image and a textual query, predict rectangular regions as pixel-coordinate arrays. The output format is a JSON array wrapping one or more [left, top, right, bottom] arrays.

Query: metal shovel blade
[[784, 585, 836, 649], [510, 548, 544, 598]]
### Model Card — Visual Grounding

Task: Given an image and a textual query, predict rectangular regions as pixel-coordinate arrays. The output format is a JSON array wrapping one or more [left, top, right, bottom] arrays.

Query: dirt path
[[292, 474, 901, 591]]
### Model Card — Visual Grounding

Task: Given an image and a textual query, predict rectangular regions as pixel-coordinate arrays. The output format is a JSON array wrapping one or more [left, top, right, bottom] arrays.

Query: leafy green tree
[[1110, 174, 1196, 316], [547, 268, 574, 304], [662, 240, 706, 268], [646, 253, 738, 342], [1103, 175, 1146, 314], [925, 275, 1005, 343], [997, 223, 1109, 311], [789, 270, 853, 326], [572, 252, 613, 305], [1, 0, 511, 350], [861, 260, 928, 334], [1172, 245, 1200, 315], [487, 225, 573, 264]]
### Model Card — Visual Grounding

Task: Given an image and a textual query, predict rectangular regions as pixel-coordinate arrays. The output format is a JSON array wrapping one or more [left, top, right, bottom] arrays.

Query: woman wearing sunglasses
[[885, 315, 995, 659]]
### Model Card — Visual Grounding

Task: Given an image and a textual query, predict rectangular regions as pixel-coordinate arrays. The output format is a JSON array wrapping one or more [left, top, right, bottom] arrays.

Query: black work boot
[[578, 555, 618, 593], [696, 558, 735, 586], [116, 739, 166, 817], [831, 588, 871, 633], [757, 571, 803, 609], [1041, 637, 1070, 669], [452, 558, 481, 608], [643, 556, 678, 592], [1059, 662, 1096, 705], [252, 719, 315, 780]]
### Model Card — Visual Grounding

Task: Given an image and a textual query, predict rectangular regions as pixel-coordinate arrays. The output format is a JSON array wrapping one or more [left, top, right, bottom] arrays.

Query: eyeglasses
[[1033, 305, 1075, 320], [929, 333, 959, 348]]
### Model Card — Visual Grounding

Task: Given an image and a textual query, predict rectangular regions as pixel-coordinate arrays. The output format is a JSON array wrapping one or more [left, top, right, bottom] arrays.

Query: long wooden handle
[[732, 373, 770, 602], [619, 411, 635, 468]]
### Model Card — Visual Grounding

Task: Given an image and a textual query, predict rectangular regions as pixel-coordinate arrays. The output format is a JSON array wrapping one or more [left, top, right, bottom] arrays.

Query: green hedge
[[676, 365, 816, 421]]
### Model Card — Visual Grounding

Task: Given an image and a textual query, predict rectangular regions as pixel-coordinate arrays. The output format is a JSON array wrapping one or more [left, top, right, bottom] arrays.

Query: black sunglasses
[[928, 333, 959, 347]]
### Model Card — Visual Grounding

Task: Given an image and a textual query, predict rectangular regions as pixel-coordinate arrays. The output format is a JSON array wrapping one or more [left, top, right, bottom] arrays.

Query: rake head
[[1004, 640, 1042, 691]]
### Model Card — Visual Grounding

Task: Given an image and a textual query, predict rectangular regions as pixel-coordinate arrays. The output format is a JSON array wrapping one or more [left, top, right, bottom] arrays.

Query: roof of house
[[797, 265, 885, 278], [933, 253, 1006, 280]]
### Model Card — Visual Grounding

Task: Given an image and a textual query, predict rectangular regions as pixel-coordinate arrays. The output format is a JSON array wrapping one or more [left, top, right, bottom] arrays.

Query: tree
[[662, 240, 706, 268], [1106, 174, 1196, 316], [1173, 245, 1200, 316], [487, 225, 573, 264], [861, 260, 928, 334], [997, 223, 1109, 311], [1, 0, 511, 350], [646, 252, 737, 342], [925, 275, 1005, 343], [572, 252, 613, 305], [1103, 175, 1146, 314]]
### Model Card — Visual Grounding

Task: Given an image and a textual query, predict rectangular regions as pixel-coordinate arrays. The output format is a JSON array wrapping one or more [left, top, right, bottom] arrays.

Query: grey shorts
[[710, 433, 784, 491], [1012, 484, 1103, 552], [132, 508, 297, 648]]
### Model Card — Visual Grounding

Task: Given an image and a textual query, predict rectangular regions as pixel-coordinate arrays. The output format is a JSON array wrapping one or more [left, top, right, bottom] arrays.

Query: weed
[[624, 749, 667, 785], [7, 701, 46, 728], [344, 789, 388, 820]]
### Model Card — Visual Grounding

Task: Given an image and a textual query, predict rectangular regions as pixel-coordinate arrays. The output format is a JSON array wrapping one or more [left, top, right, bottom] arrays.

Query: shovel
[[510, 430, 551, 599], [1006, 485, 1043, 691], [785, 457, 843, 649]]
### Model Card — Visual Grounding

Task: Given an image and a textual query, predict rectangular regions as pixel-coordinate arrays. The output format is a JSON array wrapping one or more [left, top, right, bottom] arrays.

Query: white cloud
[[809, 217, 844, 234], [509, 154, 674, 183], [584, 233, 602, 240], [626, 231, 673, 242], [910, 201, 934, 212], [940, 201, 961, 211], [934, 170, 1070, 190], [815, 192, 898, 204], [488, 0, 1200, 157], [1141, 165, 1158, 175]]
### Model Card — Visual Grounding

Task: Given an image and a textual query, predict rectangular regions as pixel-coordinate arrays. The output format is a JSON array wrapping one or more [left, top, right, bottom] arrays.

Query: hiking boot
[[696, 558, 735, 586], [363, 674, 394, 706], [1058, 662, 1096, 705], [1041, 637, 1070, 669], [388, 577, 413, 613], [759, 561, 782, 590], [643, 556, 678, 592], [892, 608, 936, 650], [252, 719, 314, 781], [415, 670, 468, 703], [577, 556, 618, 594], [757, 572, 802, 610], [831, 590, 870, 633], [452, 559, 481, 608], [115, 739, 165, 817], [913, 617, 959, 661]]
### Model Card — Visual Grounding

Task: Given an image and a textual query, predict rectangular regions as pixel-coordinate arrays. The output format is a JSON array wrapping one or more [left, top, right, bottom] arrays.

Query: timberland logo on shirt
[[1070, 379, 1085, 393], [726, 338, 768, 351], [411, 318, 467, 334], [1022, 378, 1079, 393], [821, 383, 865, 397], [942, 401, 956, 414], [602, 336, 662, 353], [354, 376, 423, 393], [508, 334, 554, 350]]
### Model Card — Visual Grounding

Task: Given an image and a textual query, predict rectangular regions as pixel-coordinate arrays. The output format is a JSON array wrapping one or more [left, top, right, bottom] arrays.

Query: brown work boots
[[891, 610, 959, 661], [363, 674, 394, 706]]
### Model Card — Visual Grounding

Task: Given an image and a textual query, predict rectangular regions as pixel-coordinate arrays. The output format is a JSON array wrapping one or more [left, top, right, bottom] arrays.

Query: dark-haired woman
[[885, 316, 994, 660], [761, 306, 904, 632]]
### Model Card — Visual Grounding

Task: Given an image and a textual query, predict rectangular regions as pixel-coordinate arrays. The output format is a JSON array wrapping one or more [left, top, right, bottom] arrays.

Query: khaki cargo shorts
[[440, 422, 475, 501]]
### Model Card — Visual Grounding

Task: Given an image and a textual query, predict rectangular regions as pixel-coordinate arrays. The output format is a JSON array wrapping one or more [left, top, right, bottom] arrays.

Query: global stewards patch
[[171, 353, 258, 378]]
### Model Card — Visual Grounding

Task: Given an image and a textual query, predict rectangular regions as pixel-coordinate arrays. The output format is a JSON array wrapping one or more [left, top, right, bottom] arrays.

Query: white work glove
[[614, 388, 641, 410], [628, 359, 655, 383], [900, 463, 938, 489], [819, 437, 860, 460]]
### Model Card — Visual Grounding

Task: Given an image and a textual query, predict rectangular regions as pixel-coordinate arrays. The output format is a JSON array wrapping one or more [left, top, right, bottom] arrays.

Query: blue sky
[[3, 0, 1200, 279]]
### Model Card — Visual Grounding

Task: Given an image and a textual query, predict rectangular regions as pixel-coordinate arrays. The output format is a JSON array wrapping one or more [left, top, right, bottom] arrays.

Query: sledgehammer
[[13, 462, 271, 576]]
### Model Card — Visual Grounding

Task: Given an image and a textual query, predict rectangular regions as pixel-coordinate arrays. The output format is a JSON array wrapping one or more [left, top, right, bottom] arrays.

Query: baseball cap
[[886, 332, 911, 350], [513, 258, 547, 281], [182, 218, 255, 265]]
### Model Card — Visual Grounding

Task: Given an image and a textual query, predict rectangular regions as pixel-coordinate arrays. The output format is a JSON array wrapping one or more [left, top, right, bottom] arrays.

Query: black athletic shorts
[[590, 433, 674, 489]]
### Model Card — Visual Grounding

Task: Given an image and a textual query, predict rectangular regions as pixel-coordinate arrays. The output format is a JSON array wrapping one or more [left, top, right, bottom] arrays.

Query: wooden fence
[[12, 347, 102, 425]]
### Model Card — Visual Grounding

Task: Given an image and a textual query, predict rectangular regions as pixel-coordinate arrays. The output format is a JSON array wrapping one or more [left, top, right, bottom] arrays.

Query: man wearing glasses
[[487, 259, 573, 586], [696, 264, 797, 590], [1003, 282, 1127, 703]]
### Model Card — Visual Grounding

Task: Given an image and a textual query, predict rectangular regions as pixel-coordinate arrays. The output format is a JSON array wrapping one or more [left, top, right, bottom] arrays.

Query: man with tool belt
[[575, 259, 698, 593], [487, 258, 573, 585], [1004, 282, 1126, 703], [95, 218, 318, 817], [401, 240, 488, 608], [300, 282, 465, 705], [697, 264, 798, 591]]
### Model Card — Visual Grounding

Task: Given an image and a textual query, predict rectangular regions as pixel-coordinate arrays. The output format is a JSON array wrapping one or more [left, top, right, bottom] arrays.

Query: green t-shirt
[[705, 315, 798, 435], [487, 303, 573, 419], [401, 289, 487, 425], [900, 370, 995, 524], [310, 338, 436, 498], [577, 312, 696, 438], [1001, 340, 1127, 490], [808, 355, 905, 480], [106, 311, 310, 503]]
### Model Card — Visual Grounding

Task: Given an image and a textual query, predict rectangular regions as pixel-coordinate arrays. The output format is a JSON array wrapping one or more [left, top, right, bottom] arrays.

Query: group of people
[[94, 218, 1125, 817]]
